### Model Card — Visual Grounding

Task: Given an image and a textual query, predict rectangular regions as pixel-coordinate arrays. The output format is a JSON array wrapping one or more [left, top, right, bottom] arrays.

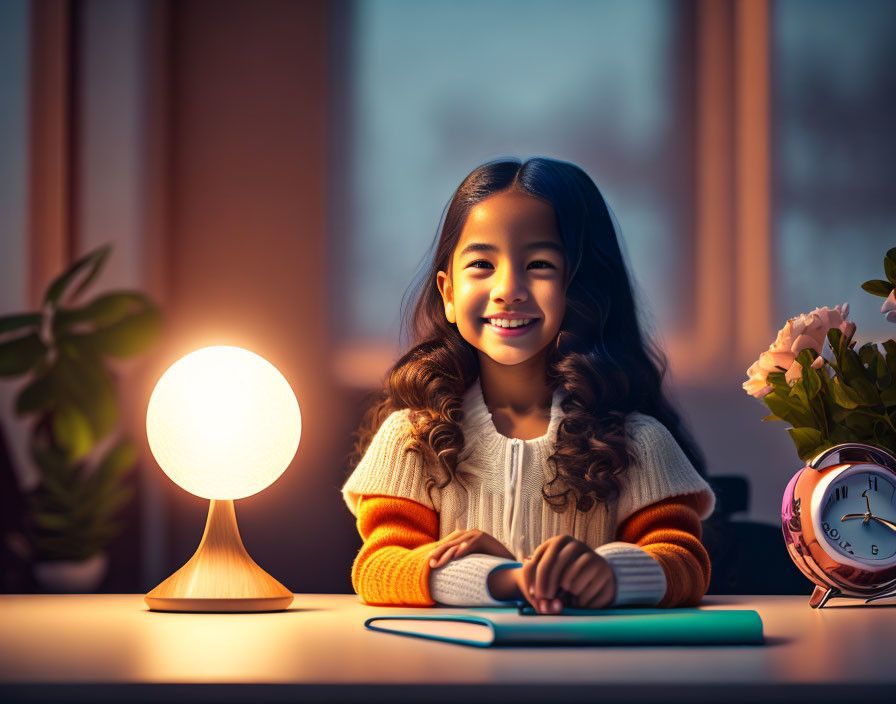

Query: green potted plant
[[0, 245, 161, 591]]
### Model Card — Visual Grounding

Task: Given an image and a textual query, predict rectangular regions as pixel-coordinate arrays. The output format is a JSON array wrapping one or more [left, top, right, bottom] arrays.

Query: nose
[[491, 265, 528, 304]]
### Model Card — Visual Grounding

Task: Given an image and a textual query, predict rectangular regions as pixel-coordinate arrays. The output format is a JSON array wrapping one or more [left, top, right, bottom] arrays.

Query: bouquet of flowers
[[743, 248, 896, 462]]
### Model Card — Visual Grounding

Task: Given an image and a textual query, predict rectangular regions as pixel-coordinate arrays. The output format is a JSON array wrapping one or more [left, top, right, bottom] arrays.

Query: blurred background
[[0, 0, 894, 596]]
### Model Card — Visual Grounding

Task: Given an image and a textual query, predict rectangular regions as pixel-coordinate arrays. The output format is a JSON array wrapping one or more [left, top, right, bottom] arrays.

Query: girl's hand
[[486, 566, 531, 603], [522, 535, 616, 613], [428, 529, 515, 569]]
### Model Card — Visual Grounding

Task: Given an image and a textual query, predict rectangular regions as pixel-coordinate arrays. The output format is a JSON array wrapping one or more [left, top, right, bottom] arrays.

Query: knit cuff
[[430, 554, 523, 606], [596, 541, 667, 606]]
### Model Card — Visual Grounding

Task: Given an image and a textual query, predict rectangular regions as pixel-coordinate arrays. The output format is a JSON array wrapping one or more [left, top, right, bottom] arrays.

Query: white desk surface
[[1, 593, 895, 702]]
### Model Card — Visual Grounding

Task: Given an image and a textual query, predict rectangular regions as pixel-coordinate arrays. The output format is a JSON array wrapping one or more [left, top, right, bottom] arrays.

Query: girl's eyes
[[465, 260, 556, 270]]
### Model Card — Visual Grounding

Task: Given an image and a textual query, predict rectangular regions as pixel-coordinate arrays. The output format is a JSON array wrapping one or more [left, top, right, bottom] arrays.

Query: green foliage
[[29, 436, 137, 560], [0, 245, 161, 561], [862, 279, 894, 297], [787, 427, 825, 460], [0, 312, 41, 334], [862, 248, 896, 296], [886, 257, 896, 289], [0, 333, 47, 376]]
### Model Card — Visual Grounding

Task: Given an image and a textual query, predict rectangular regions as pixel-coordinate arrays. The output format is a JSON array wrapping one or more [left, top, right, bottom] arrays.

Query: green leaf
[[793, 349, 822, 399], [827, 379, 863, 409], [51, 404, 94, 463], [76, 306, 162, 358], [882, 385, 896, 406], [859, 342, 878, 367], [34, 472, 75, 509], [843, 412, 876, 440], [789, 377, 810, 406], [766, 371, 788, 389], [44, 245, 111, 307], [804, 366, 822, 399], [30, 435, 73, 480], [841, 348, 871, 385], [0, 332, 47, 377], [862, 279, 894, 298], [54, 292, 148, 331], [851, 375, 882, 407], [884, 340, 896, 377], [78, 439, 137, 505], [91, 485, 134, 524], [33, 511, 71, 533], [761, 414, 784, 422], [886, 256, 896, 287], [15, 373, 55, 416], [795, 348, 819, 365], [764, 391, 816, 428], [787, 427, 825, 461], [0, 312, 41, 335], [827, 327, 848, 368], [52, 349, 118, 440]]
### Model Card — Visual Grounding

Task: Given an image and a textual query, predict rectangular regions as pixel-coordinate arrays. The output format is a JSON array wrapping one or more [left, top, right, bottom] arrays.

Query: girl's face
[[437, 190, 567, 368]]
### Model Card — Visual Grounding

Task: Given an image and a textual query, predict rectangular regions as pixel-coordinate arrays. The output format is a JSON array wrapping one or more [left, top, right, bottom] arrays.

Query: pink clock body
[[782, 443, 896, 608]]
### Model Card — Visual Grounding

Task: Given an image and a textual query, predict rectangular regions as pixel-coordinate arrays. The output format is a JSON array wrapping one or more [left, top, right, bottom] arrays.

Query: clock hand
[[841, 513, 871, 523], [870, 515, 896, 532]]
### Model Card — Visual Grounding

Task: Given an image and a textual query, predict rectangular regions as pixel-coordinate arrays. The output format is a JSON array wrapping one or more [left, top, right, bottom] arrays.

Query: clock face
[[818, 467, 896, 563]]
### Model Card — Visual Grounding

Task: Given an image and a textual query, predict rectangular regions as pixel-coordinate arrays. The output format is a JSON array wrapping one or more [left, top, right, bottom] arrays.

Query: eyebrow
[[458, 241, 565, 257]]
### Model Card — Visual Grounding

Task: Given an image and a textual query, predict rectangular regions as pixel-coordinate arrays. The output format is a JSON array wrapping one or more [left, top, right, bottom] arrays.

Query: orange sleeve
[[616, 493, 711, 607], [351, 494, 440, 606]]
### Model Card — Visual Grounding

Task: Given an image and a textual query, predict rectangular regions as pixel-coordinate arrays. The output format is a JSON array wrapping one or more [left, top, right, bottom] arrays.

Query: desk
[[1, 594, 894, 703]]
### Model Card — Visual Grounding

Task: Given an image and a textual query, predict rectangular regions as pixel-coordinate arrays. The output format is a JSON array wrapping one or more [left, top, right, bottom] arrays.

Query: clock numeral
[[822, 521, 855, 554], [872, 544, 879, 556], [869, 475, 879, 492]]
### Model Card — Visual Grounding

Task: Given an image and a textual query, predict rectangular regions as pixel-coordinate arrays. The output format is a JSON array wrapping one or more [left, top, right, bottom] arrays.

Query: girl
[[343, 158, 714, 613]]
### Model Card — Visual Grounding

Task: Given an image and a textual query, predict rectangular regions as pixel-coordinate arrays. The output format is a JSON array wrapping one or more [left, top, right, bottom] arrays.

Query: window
[[331, 0, 695, 384], [772, 0, 896, 342]]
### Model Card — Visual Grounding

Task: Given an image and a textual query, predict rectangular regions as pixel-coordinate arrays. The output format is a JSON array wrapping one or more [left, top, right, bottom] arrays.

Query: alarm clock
[[782, 443, 896, 608]]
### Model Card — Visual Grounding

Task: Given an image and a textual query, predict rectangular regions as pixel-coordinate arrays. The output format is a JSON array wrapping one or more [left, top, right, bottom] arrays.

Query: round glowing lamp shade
[[146, 345, 301, 500], [144, 346, 300, 613]]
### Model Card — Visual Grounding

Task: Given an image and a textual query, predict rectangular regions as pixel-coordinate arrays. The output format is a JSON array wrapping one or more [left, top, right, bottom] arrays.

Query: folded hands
[[428, 530, 615, 613]]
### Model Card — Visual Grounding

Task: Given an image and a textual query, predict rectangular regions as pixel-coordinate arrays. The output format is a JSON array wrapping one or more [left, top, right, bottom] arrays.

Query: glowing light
[[146, 346, 301, 500]]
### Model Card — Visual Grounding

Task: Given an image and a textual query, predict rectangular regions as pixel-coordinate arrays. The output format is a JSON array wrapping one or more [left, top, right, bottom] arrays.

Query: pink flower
[[742, 303, 852, 396], [743, 359, 774, 398], [882, 290, 896, 323]]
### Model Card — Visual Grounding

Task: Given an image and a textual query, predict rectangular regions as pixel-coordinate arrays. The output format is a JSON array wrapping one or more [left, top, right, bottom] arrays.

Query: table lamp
[[144, 345, 301, 612]]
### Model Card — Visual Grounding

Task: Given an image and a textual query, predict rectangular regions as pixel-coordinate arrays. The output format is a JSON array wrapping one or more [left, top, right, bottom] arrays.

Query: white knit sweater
[[343, 380, 715, 607]]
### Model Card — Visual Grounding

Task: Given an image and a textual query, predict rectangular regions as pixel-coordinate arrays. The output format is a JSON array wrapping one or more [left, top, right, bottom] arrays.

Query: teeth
[[488, 318, 534, 328]]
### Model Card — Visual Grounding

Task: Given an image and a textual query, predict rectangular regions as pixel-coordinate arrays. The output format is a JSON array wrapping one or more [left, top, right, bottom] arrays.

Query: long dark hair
[[351, 157, 706, 512]]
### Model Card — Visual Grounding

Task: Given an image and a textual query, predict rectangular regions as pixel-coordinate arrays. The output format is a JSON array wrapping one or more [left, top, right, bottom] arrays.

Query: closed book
[[365, 608, 763, 647]]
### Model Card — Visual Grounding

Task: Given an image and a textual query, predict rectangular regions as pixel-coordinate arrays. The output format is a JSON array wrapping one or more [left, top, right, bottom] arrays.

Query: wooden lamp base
[[144, 499, 294, 612]]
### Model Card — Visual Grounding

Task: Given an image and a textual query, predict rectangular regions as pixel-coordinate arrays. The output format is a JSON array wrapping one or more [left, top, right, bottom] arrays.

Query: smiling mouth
[[482, 318, 538, 329]]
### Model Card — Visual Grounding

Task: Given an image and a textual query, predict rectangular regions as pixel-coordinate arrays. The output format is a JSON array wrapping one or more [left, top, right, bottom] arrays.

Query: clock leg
[[809, 585, 838, 608]]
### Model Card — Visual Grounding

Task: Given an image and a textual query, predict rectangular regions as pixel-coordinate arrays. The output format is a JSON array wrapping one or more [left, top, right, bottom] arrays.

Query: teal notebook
[[365, 607, 764, 647]]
